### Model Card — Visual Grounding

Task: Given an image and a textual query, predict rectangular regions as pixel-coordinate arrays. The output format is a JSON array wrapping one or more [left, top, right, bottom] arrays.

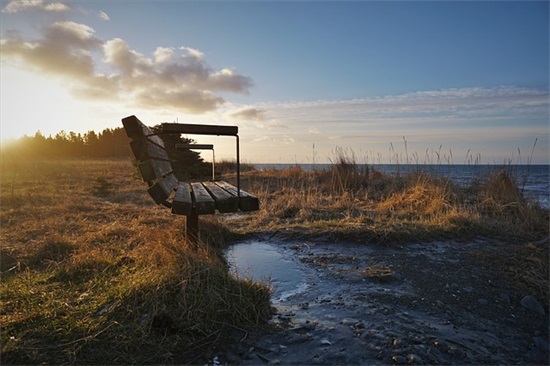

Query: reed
[[230, 149, 548, 243]]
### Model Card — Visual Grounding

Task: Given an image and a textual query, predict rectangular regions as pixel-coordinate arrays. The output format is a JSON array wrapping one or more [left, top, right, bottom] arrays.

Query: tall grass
[[1, 156, 548, 363], [0, 159, 272, 364], [229, 148, 548, 243]]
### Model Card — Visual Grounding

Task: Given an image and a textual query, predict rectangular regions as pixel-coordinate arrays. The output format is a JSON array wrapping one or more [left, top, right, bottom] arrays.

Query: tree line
[[2, 128, 133, 159], [2, 126, 212, 178]]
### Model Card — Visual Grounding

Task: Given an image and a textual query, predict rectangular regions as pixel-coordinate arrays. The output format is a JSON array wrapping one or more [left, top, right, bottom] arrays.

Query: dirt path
[[219, 237, 549, 365]]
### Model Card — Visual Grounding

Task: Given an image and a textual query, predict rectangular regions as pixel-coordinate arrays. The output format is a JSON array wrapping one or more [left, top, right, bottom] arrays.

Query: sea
[[253, 164, 550, 208]]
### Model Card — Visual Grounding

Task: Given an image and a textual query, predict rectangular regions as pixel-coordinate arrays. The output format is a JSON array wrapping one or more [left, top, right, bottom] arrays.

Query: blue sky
[[1, 0, 548, 163]]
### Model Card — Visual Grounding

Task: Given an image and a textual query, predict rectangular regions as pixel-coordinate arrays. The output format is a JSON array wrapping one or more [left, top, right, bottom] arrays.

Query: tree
[[152, 126, 211, 180]]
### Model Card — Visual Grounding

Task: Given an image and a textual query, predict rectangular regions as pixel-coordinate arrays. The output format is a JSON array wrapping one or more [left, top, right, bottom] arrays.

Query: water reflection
[[225, 241, 306, 303]]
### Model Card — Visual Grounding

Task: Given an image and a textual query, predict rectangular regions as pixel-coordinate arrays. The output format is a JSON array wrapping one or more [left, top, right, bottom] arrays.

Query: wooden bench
[[122, 115, 259, 243]]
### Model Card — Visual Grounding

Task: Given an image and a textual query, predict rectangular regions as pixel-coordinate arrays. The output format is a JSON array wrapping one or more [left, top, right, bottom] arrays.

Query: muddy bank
[[219, 236, 549, 365]]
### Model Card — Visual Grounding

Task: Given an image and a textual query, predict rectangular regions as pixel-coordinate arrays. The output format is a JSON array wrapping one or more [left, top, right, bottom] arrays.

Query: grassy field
[[1, 158, 548, 364], [0, 159, 271, 364]]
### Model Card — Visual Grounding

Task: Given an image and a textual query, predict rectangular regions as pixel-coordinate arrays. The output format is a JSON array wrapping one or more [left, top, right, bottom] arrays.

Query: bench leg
[[186, 210, 199, 246]]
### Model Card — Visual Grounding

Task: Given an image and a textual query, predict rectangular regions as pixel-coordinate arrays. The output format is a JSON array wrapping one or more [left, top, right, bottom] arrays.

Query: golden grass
[[1, 157, 548, 363], [225, 162, 548, 243], [0, 159, 272, 364]]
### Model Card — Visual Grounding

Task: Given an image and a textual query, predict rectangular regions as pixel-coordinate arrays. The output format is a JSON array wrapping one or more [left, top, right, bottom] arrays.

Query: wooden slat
[[130, 138, 170, 162], [122, 115, 166, 147], [172, 182, 193, 215], [161, 123, 238, 136], [191, 183, 215, 214], [215, 181, 260, 212], [203, 181, 238, 213], [138, 159, 173, 182], [147, 174, 178, 204]]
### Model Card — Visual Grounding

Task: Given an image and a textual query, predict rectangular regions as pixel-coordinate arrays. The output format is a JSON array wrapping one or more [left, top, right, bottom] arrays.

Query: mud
[[220, 237, 549, 365]]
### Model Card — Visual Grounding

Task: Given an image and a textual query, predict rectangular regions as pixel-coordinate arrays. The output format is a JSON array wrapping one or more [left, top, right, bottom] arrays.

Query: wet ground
[[221, 236, 549, 365]]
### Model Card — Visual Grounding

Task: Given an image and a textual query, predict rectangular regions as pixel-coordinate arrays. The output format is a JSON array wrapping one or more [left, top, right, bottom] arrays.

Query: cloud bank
[[1, 1, 253, 114], [235, 86, 548, 163]]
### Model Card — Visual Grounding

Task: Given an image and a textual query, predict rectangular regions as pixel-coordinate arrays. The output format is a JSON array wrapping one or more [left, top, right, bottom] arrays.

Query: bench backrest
[[122, 115, 179, 206]]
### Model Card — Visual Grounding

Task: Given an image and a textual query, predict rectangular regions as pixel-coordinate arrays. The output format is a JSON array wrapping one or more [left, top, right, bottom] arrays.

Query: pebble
[[341, 318, 360, 326], [498, 292, 510, 303], [407, 353, 423, 363], [532, 336, 550, 351], [391, 355, 407, 364], [520, 295, 545, 316], [477, 298, 488, 305]]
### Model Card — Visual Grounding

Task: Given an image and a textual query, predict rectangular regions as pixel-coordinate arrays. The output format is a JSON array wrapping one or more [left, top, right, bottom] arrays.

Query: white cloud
[[230, 107, 267, 121], [2, 0, 69, 13], [1, 18, 254, 114], [1, 20, 101, 78], [251, 134, 295, 144], [99, 10, 110, 21], [180, 46, 204, 60], [237, 86, 548, 163], [154, 47, 175, 64], [267, 86, 548, 127]]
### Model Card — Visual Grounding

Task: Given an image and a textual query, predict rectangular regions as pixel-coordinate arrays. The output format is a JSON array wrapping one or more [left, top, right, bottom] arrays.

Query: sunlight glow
[[1, 67, 82, 140]]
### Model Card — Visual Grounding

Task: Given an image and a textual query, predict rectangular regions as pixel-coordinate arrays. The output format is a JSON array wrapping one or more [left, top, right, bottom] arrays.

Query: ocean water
[[254, 163, 550, 208]]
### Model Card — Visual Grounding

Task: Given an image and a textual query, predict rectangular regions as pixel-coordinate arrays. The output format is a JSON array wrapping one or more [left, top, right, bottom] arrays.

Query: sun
[[1, 66, 81, 141]]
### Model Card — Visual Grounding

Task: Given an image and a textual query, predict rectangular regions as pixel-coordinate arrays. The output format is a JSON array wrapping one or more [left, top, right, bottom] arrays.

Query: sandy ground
[[218, 235, 549, 365]]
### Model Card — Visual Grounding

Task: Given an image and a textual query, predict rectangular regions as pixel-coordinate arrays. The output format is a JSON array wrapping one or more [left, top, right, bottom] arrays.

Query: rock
[[391, 355, 407, 364], [499, 293, 511, 304], [341, 318, 359, 326], [532, 336, 550, 351], [477, 298, 488, 305], [520, 295, 545, 316], [407, 353, 423, 363], [320, 338, 333, 346]]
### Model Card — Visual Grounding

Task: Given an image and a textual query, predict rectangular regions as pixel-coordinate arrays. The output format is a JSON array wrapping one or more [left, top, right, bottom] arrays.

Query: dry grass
[[1, 157, 548, 364], [469, 238, 549, 308], [224, 154, 548, 244], [0, 159, 272, 365]]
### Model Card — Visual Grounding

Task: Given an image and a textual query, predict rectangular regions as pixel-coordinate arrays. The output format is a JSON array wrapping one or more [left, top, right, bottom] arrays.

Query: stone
[[478, 298, 488, 305], [341, 318, 360, 326], [407, 353, 423, 363], [532, 337, 550, 351], [520, 295, 545, 316], [391, 355, 407, 364], [499, 293, 511, 304]]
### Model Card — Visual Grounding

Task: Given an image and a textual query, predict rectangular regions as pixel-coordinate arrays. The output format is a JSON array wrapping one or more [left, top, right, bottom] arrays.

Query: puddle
[[225, 241, 307, 303], [220, 239, 549, 365]]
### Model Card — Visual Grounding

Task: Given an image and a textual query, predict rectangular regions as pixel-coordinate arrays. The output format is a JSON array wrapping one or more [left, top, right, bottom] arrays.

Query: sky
[[1, 0, 548, 164]]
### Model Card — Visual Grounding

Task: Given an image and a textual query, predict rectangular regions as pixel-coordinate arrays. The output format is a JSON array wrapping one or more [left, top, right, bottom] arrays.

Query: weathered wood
[[147, 173, 178, 204], [172, 182, 193, 215], [130, 138, 170, 162], [123, 115, 261, 247], [123, 115, 165, 147], [138, 159, 173, 182], [203, 181, 239, 213], [215, 180, 260, 212], [191, 183, 216, 214], [161, 123, 238, 136]]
